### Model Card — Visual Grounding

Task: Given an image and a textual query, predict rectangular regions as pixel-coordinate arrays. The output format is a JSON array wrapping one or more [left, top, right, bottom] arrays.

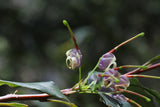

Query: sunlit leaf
[[0, 103, 28, 107], [48, 99, 78, 107], [0, 80, 68, 101]]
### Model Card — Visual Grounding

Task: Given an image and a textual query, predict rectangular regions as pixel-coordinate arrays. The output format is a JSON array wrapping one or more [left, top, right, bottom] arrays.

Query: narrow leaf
[[143, 87, 160, 105], [0, 103, 28, 107], [0, 80, 68, 101], [48, 99, 78, 107], [129, 78, 160, 106]]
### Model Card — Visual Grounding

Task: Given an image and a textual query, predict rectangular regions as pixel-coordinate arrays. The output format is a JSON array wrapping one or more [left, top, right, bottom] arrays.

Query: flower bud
[[66, 48, 82, 69], [99, 53, 116, 71]]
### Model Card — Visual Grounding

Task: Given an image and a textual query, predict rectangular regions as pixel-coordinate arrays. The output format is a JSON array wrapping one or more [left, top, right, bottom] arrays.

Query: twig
[[0, 88, 76, 102], [0, 94, 50, 102], [125, 63, 160, 75]]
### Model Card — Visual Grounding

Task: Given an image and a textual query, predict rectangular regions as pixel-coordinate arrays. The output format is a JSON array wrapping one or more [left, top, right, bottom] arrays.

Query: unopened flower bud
[[99, 53, 116, 71], [66, 48, 82, 69]]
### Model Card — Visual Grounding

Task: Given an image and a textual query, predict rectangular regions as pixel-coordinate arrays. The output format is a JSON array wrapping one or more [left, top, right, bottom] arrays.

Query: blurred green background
[[0, 0, 160, 107]]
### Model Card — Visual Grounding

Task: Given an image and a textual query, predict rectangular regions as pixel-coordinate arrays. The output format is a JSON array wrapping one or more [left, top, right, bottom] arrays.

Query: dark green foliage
[[127, 78, 160, 107], [99, 92, 132, 107], [143, 87, 160, 105]]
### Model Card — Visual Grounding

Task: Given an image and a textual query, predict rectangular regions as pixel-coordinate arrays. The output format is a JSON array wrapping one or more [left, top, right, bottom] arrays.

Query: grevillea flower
[[87, 69, 130, 93], [99, 53, 117, 71], [102, 69, 130, 90], [66, 48, 82, 69]]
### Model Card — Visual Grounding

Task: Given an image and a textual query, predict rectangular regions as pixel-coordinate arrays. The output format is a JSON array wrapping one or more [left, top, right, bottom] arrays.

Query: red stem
[[0, 94, 50, 102], [125, 63, 160, 75], [126, 98, 141, 107], [0, 88, 76, 102], [67, 24, 79, 50], [108, 33, 144, 53]]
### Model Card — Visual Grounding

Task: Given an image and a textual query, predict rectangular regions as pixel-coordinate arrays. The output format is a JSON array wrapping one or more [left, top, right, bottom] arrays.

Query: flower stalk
[[108, 32, 144, 53], [126, 74, 160, 79], [119, 88, 151, 102], [125, 62, 160, 75], [126, 98, 142, 107], [114, 65, 148, 70], [63, 20, 79, 50]]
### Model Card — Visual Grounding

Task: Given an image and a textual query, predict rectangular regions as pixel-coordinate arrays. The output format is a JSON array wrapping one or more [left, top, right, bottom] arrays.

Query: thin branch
[[0, 88, 77, 102], [125, 63, 160, 75], [0, 94, 50, 102]]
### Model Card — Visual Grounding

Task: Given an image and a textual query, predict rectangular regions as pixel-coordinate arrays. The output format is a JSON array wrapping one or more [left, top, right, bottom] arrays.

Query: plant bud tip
[[138, 32, 145, 37], [63, 20, 68, 26], [146, 98, 151, 102], [115, 78, 120, 83]]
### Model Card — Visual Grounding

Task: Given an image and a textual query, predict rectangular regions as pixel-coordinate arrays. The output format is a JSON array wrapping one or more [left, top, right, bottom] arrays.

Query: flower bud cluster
[[87, 69, 130, 101], [66, 48, 82, 69], [97, 70, 129, 102], [99, 69, 130, 101], [103, 69, 130, 90], [87, 69, 130, 94]]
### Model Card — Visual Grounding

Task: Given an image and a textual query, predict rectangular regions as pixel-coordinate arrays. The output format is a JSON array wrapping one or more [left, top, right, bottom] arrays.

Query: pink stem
[[0, 88, 76, 102], [125, 63, 160, 75]]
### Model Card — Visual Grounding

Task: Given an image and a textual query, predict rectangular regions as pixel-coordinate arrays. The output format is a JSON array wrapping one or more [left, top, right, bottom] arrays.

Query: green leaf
[[0, 80, 68, 101], [48, 99, 78, 107], [143, 87, 160, 105], [128, 78, 160, 106], [0, 103, 28, 107], [144, 54, 160, 65], [99, 92, 132, 107]]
